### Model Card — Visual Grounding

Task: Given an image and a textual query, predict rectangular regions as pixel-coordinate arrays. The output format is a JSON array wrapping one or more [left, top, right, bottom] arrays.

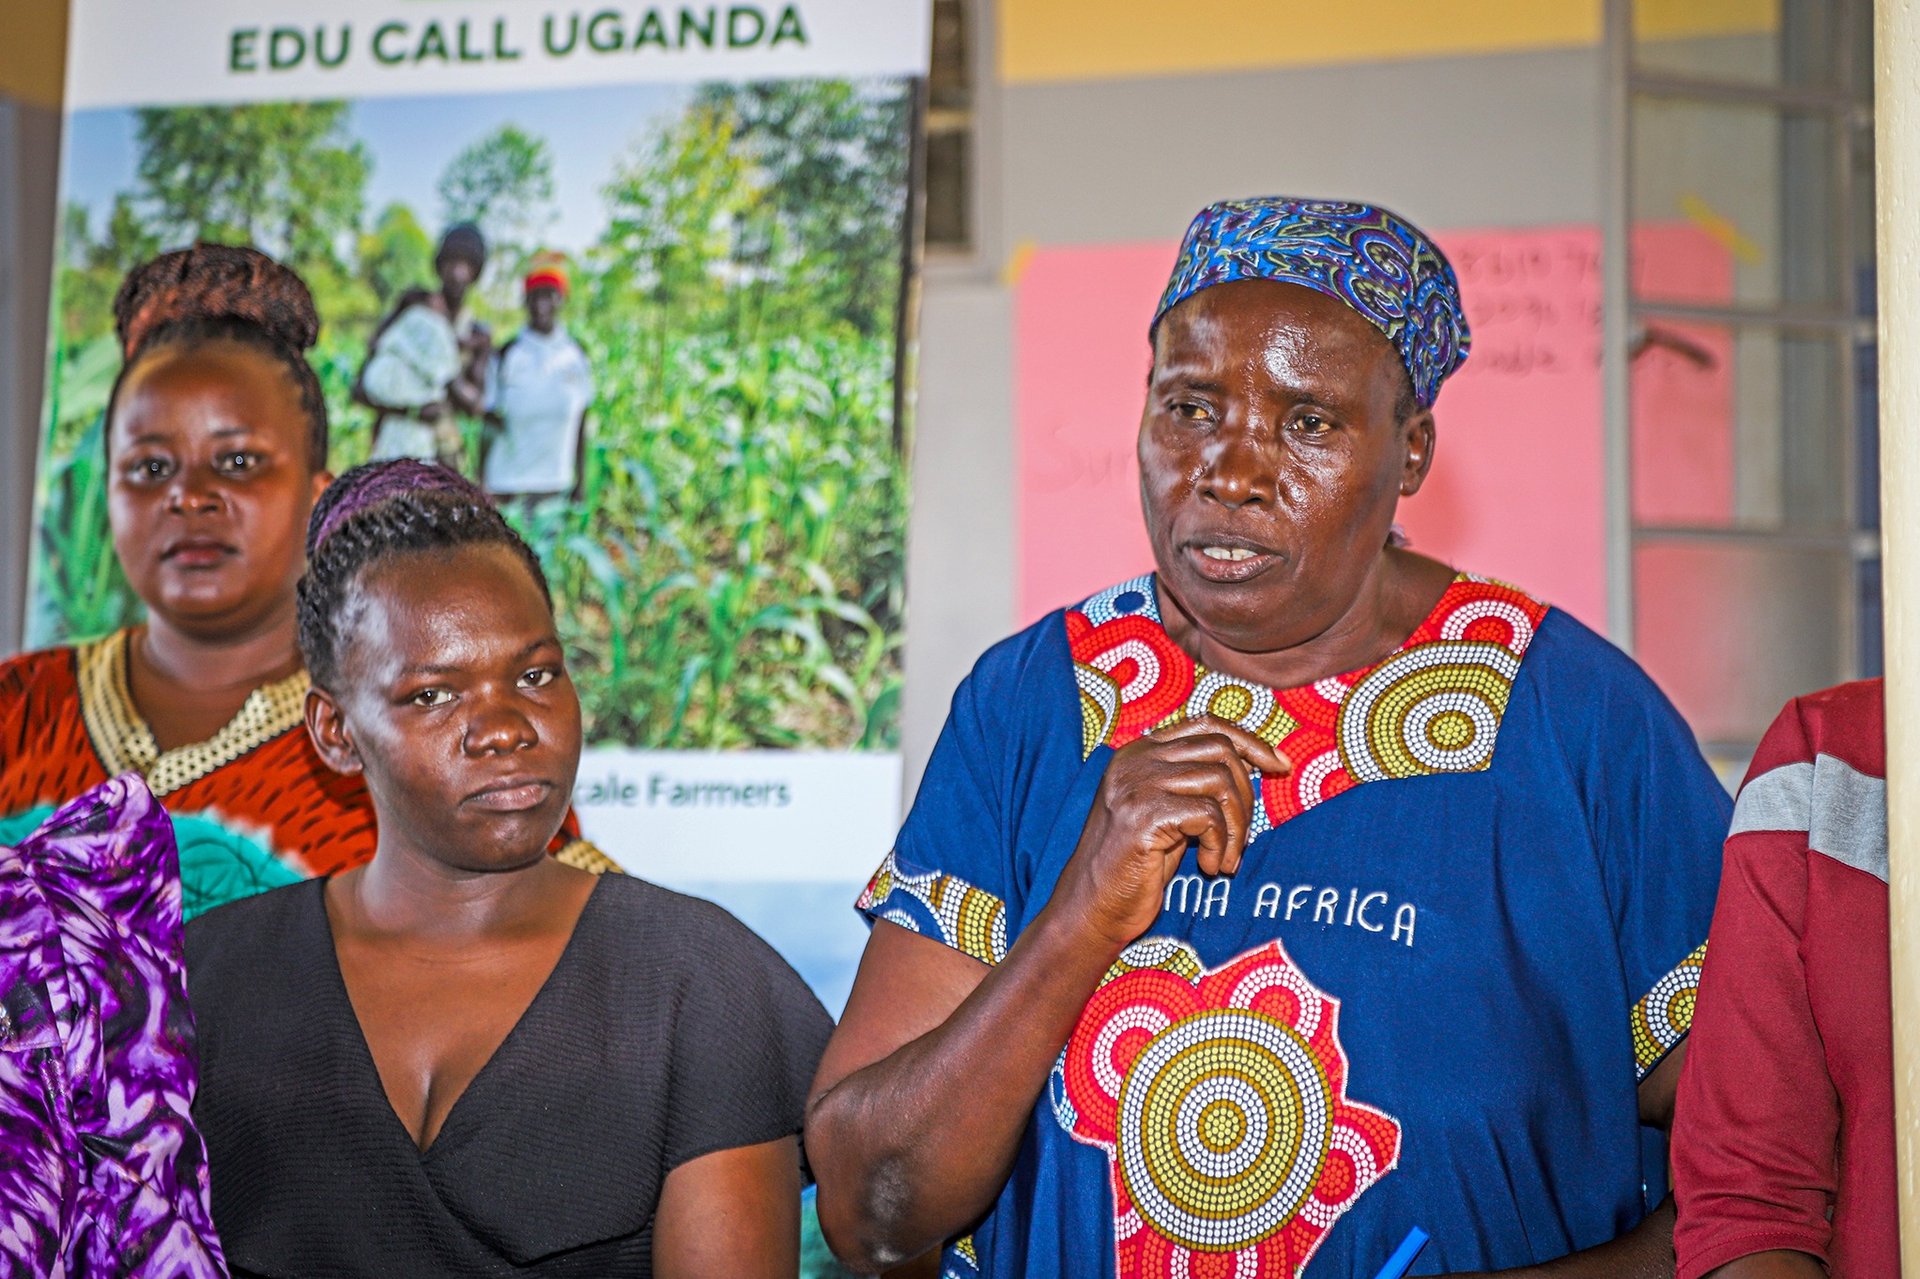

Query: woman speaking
[[808, 198, 1732, 1278]]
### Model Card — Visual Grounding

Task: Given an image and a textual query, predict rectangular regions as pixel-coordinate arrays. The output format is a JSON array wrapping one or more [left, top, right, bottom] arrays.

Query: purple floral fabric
[[0, 774, 225, 1278]]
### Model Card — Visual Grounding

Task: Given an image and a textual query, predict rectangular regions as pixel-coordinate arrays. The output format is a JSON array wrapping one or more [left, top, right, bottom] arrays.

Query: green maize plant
[[28, 331, 141, 646], [509, 327, 907, 751]]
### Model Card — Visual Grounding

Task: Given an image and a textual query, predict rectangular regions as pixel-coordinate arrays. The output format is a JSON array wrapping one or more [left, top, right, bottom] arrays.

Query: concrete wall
[[898, 279, 1017, 786], [0, 97, 59, 656], [0, 0, 63, 656]]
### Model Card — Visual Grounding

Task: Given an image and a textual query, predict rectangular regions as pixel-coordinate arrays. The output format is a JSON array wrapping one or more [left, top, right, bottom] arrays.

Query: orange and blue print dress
[[857, 573, 1729, 1278], [0, 630, 612, 919]]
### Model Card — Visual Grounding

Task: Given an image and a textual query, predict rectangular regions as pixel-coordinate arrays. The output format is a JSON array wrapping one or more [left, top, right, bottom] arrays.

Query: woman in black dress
[[186, 460, 831, 1277]]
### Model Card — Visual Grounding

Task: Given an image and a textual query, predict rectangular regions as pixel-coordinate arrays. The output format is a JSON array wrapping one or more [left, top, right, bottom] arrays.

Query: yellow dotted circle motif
[[1199, 1100, 1247, 1152], [1632, 944, 1707, 1072], [1425, 709, 1475, 750], [1106, 937, 1207, 986], [1116, 1009, 1332, 1252], [1666, 987, 1696, 1032], [1184, 672, 1297, 747], [1209, 684, 1254, 722], [1337, 641, 1521, 783], [1075, 664, 1122, 757]]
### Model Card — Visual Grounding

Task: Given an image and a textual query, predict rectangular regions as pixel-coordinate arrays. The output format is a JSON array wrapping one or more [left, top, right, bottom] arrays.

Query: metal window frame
[[1604, 0, 1873, 690], [920, 0, 1003, 280]]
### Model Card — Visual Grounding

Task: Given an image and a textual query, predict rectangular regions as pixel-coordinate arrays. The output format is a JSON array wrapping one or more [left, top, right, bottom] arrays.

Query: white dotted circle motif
[[1337, 641, 1521, 784], [1226, 963, 1322, 1042], [1075, 664, 1122, 737], [1079, 574, 1161, 626], [1438, 596, 1535, 649], [1642, 962, 1701, 1047], [1299, 1124, 1386, 1229], [1173, 1074, 1272, 1179], [1185, 671, 1280, 738], [1094, 1004, 1175, 1097], [1091, 639, 1166, 703], [1295, 750, 1345, 808], [1400, 692, 1501, 771]]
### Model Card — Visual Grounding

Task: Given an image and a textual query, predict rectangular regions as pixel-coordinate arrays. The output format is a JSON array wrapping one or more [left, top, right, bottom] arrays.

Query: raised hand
[[1047, 716, 1289, 952]]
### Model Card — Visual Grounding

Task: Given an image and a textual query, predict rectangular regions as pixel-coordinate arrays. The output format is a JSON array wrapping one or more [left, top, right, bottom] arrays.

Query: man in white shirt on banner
[[483, 255, 594, 504]]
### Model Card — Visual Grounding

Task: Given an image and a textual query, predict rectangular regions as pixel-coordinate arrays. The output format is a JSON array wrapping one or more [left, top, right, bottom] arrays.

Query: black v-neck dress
[[184, 874, 833, 1277]]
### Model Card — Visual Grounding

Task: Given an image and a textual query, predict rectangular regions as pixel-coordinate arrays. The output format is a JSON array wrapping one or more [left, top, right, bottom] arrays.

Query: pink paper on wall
[[1627, 223, 1737, 526], [1013, 242, 1165, 625], [1013, 226, 1616, 631], [1395, 227, 1607, 629]]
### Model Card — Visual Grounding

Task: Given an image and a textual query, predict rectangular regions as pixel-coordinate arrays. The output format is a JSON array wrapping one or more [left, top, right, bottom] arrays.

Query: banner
[[38, 0, 922, 1035], [38, 4, 924, 1264]]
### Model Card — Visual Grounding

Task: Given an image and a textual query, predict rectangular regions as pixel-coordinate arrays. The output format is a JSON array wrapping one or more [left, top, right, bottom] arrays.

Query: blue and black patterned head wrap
[[1154, 197, 1471, 408]]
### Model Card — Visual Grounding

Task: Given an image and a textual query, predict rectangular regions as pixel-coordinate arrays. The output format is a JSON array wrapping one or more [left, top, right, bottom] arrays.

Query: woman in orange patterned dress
[[0, 244, 608, 918]]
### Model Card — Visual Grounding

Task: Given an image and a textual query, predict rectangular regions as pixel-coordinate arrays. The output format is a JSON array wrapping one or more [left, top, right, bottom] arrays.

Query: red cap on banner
[[524, 254, 569, 298]]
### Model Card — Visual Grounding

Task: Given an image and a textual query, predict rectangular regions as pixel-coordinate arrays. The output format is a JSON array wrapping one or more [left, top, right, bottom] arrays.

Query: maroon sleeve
[[1672, 701, 1837, 1279]]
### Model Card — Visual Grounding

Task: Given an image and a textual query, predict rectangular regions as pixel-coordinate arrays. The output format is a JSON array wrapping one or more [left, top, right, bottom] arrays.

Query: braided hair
[[297, 460, 552, 689], [108, 243, 328, 470]]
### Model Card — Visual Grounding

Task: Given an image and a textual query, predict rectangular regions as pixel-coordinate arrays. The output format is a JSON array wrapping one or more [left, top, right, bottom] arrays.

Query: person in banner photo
[[1672, 679, 1900, 1278], [483, 254, 595, 505], [188, 460, 832, 1276], [0, 243, 613, 922], [807, 197, 1731, 1278], [356, 222, 493, 474]]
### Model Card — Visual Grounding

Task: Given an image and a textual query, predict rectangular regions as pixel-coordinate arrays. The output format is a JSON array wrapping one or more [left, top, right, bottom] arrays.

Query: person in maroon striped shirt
[[1672, 678, 1899, 1278]]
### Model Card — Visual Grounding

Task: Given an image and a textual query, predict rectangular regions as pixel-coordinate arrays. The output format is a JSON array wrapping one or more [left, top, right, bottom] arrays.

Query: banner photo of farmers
[[29, 0, 925, 1042]]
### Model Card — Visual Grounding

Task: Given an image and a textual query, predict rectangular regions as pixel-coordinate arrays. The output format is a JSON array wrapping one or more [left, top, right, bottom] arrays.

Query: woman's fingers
[[1139, 763, 1254, 879], [1151, 761, 1249, 854], [1148, 715, 1292, 778], [1074, 715, 1291, 943], [1169, 797, 1234, 878]]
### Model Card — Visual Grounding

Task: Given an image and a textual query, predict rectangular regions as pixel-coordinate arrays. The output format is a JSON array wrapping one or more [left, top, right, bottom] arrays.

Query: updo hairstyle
[[108, 242, 329, 469]]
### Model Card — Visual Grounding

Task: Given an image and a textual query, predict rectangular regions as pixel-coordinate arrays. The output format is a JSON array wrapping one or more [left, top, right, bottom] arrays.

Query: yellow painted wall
[[1001, 0, 1778, 84], [0, 0, 66, 109], [1637, 0, 1780, 41]]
